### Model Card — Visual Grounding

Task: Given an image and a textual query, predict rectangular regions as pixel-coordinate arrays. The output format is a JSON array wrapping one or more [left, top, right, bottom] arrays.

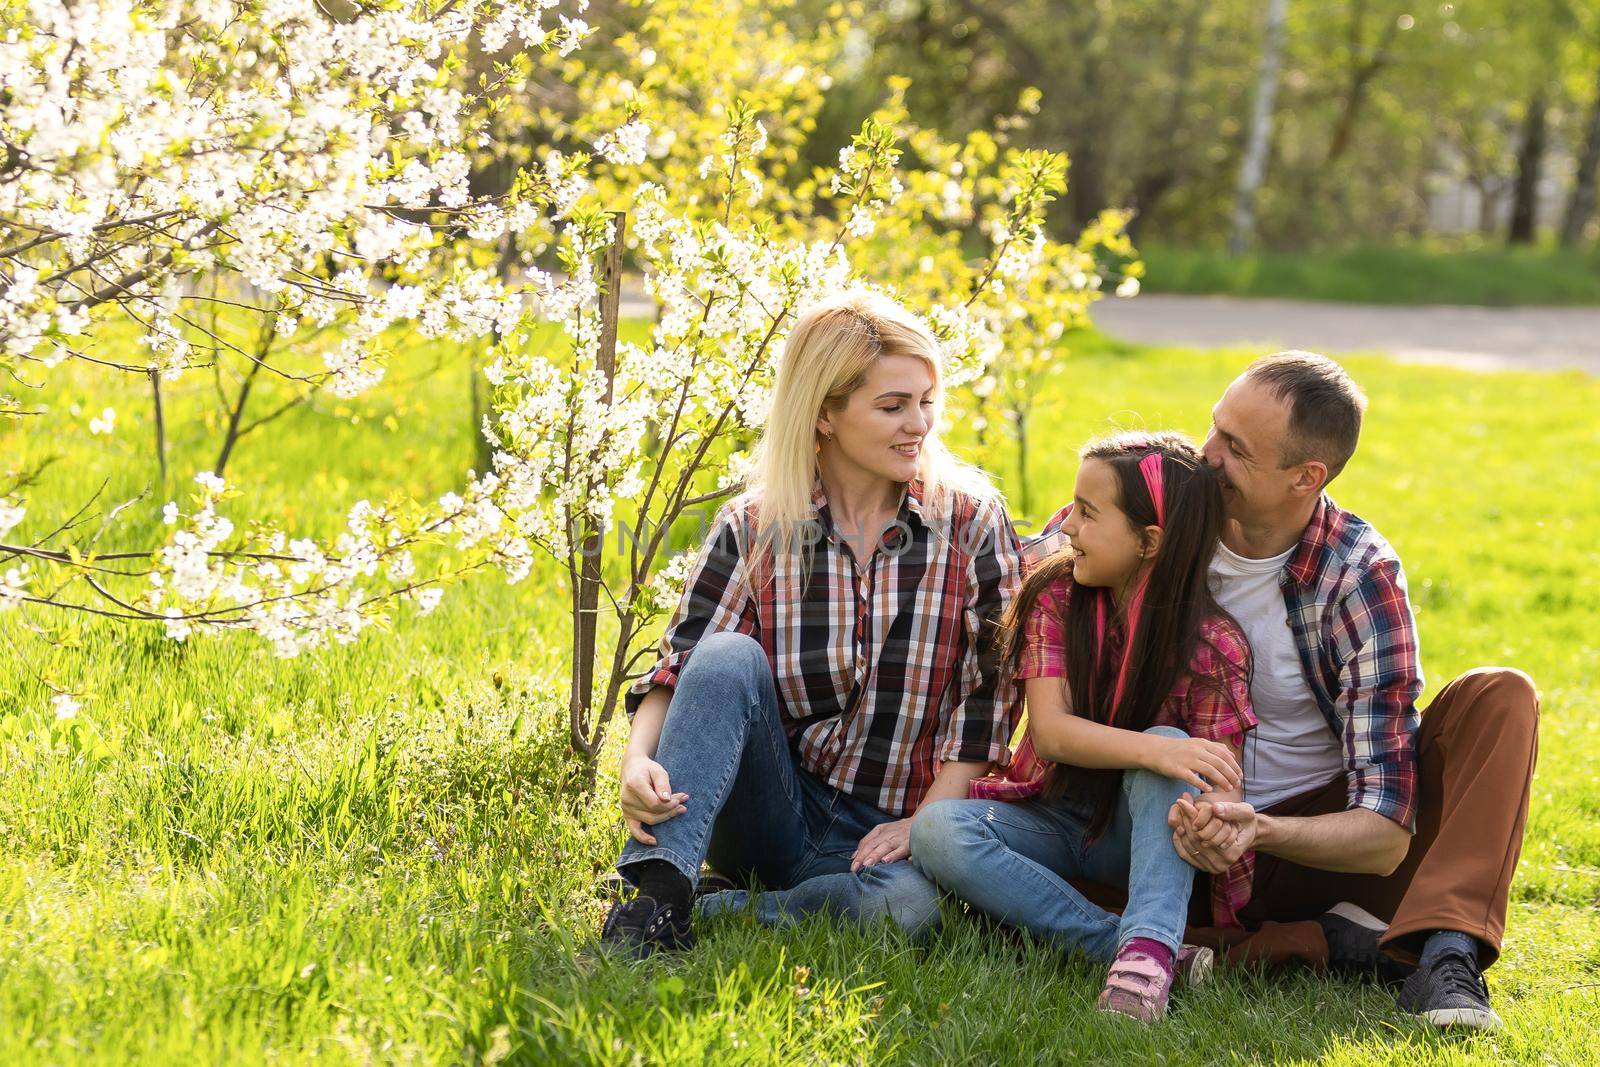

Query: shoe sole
[[1096, 1001, 1165, 1023], [1421, 1007, 1502, 1031]]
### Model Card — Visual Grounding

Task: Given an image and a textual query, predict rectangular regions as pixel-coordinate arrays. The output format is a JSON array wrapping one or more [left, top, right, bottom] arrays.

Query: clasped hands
[[1168, 794, 1259, 874]]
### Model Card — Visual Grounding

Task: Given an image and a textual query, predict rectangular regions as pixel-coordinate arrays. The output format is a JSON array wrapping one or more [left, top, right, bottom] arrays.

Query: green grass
[[2, 328, 1597, 1064], [1139, 243, 1600, 306]]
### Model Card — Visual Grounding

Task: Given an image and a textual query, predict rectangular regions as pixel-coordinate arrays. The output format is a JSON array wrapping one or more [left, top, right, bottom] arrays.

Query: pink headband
[[1094, 448, 1166, 725], [1138, 452, 1166, 528]]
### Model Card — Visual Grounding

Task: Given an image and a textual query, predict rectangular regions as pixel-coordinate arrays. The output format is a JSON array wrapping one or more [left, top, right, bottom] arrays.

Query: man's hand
[[619, 755, 688, 845], [1169, 795, 1258, 873], [851, 818, 913, 872]]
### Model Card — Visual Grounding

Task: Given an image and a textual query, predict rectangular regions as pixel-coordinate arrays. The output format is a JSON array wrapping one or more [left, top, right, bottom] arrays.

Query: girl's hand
[[1169, 795, 1238, 874], [1143, 734, 1243, 793], [619, 755, 688, 845], [851, 818, 913, 871]]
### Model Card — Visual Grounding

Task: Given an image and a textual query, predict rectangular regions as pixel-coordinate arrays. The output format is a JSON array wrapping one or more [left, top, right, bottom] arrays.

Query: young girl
[[911, 431, 1255, 1022]]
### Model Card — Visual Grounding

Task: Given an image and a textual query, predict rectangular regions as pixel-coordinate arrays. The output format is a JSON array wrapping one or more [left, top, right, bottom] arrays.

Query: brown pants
[[1183, 667, 1540, 970]]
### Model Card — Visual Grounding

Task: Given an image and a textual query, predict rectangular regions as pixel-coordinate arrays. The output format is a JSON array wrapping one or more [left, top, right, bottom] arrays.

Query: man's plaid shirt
[[627, 480, 1024, 818], [1036, 493, 1423, 829]]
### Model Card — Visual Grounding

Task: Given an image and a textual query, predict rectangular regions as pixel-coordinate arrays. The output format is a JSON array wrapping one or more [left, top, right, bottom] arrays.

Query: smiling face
[[1202, 375, 1313, 524], [817, 353, 936, 487], [1062, 457, 1153, 599]]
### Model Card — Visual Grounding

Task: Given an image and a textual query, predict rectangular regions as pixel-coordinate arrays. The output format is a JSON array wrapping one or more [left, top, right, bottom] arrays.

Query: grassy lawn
[[1139, 243, 1600, 306], [1, 329, 1597, 1064]]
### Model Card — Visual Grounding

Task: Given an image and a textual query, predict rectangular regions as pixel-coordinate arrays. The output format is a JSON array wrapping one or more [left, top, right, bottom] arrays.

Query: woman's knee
[[677, 631, 768, 690]]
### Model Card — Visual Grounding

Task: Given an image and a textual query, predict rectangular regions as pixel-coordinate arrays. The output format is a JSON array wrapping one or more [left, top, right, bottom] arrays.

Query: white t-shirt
[[1209, 542, 1345, 810]]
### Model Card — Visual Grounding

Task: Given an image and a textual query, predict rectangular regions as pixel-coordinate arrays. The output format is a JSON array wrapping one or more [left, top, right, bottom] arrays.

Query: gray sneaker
[[1397, 951, 1501, 1031]]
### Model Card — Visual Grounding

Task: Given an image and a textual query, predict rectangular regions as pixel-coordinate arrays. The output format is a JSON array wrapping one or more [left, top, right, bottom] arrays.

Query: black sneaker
[[1318, 903, 1413, 987], [1397, 951, 1501, 1031], [598, 895, 695, 960]]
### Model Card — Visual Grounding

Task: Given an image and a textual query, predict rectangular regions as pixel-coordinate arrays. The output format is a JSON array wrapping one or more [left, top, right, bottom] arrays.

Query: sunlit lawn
[[1, 327, 1596, 1063]]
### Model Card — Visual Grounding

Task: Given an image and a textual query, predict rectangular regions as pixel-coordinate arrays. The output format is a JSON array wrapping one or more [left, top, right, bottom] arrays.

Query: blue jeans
[[617, 631, 941, 938], [909, 725, 1199, 960]]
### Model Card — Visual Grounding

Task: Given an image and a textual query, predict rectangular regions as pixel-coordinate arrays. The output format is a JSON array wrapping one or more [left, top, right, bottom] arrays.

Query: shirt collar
[[810, 476, 926, 543], [1284, 493, 1341, 588]]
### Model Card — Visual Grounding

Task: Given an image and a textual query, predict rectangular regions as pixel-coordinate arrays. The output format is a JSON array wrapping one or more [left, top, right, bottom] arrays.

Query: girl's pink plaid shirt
[[973, 577, 1259, 929]]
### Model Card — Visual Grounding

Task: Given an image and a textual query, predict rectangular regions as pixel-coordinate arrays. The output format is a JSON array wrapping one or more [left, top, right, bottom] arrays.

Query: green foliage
[[2, 330, 1597, 1062], [860, 0, 1600, 249]]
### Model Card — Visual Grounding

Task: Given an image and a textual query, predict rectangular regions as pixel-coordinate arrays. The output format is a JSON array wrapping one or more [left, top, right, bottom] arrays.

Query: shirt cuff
[[1347, 768, 1417, 833], [623, 668, 679, 719], [937, 735, 1009, 767]]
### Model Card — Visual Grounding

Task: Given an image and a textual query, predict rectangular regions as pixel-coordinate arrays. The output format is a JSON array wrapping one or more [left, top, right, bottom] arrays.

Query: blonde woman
[[600, 290, 1024, 958]]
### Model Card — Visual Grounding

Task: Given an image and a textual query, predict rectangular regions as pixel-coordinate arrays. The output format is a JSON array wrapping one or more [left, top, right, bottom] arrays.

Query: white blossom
[[594, 120, 652, 166], [0, 499, 23, 540]]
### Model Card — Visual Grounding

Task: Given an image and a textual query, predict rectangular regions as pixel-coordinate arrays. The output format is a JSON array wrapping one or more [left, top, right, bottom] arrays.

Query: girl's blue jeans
[[909, 725, 1200, 960], [616, 631, 942, 938]]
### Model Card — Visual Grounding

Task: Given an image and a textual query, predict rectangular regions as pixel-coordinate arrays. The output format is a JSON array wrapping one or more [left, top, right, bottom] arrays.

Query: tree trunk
[[569, 212, 626, 764], [1561, 61, 1600, 247], [1229, 0, 1289, 256], [150, 370, 167, 484], [1508, 90, 1548, 245], [1323, 4, 1399, 167]]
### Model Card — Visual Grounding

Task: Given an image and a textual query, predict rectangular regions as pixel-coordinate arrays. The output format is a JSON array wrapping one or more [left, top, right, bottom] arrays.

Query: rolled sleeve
[[624, 507, 758, 718], [1181, 621, 1257, 743], [1331, 558, 1423, 830], [936, 498, 1024, 765], [1015, 581, 1070, 681]]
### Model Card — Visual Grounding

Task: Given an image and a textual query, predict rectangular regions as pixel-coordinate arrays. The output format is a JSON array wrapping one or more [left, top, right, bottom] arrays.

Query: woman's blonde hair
[[746, 289, 995, 556]]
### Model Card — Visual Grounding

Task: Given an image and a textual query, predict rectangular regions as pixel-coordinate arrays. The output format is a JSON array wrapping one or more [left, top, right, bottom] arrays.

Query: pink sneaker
[[1098, 943, 1177, 1022]]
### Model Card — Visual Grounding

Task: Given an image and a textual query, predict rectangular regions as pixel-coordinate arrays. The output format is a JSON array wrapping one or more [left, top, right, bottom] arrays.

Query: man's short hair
[[1243, 350, 1367, 483]]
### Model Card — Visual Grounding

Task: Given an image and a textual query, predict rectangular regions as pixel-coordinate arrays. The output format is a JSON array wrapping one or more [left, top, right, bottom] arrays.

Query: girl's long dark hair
[[1003, 431, 1241, 838]]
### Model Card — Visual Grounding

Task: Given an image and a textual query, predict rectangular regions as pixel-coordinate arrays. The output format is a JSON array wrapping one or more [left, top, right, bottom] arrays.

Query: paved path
[[1090, 294, 1600, 374]]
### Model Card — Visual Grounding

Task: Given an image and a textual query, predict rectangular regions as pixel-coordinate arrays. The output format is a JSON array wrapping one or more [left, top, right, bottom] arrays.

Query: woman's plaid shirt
[[627, 480, 1024, 818]]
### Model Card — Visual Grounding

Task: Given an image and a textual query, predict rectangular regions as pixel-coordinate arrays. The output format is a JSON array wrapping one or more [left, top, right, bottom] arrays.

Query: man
[[1166, 351, 1538, 1031]]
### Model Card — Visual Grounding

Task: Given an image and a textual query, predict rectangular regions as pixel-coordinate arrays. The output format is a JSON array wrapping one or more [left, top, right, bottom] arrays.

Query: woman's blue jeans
[[616, 631, 942, 938], [909, 725, 1200, 960]]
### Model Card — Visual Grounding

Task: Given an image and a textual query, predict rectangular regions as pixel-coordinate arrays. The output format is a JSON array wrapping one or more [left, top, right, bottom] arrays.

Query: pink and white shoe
[[1097, 942, 1178, 1022]]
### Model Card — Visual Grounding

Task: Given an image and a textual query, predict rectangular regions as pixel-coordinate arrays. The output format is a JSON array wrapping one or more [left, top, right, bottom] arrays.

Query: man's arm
[[1172, 798, 1412, 876], [1253, 804, 1411, 874]]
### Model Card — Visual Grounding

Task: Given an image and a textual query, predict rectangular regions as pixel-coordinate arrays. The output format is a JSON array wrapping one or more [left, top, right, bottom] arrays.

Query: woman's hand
[[850, 818, 913, 871], [1143, 734, 1243, 793], [619, 755, 689, 846]]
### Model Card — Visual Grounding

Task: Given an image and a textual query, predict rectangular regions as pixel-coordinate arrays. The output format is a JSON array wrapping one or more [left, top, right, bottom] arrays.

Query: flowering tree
[[1, 0, 595, 649], [456, 99, 1135, 769], [1, 0, 1138, 773]]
